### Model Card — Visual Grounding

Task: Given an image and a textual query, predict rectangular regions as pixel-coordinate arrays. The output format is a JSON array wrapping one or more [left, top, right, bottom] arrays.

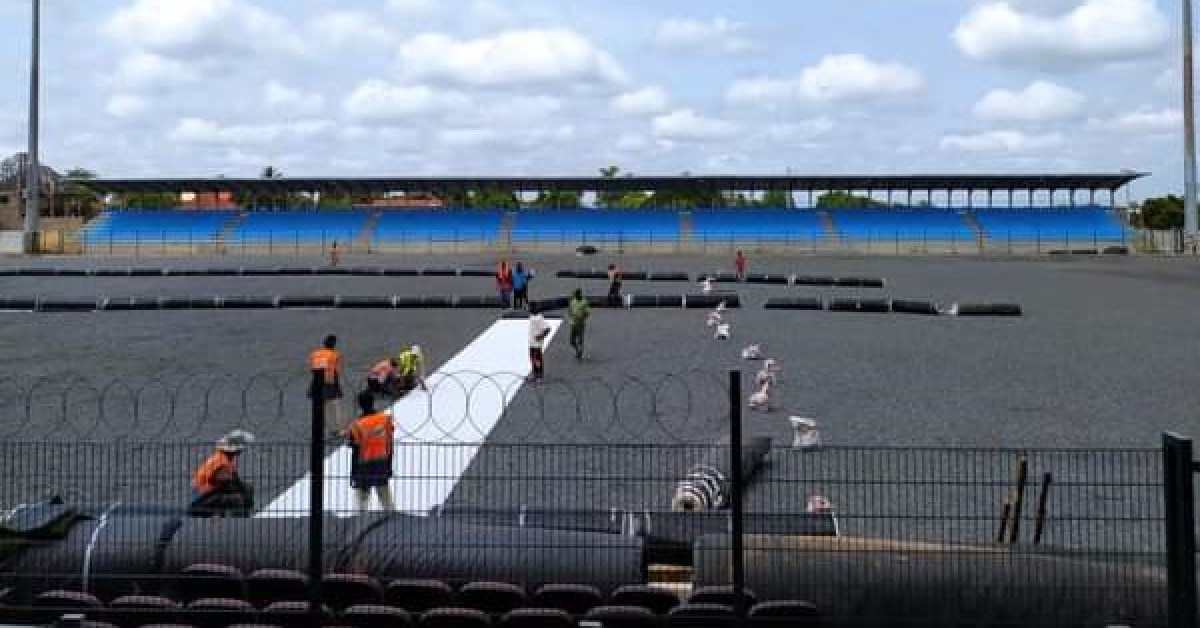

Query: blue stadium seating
[[972, 207, 1126, 243], [372, 210, 503, 243], [511, 210, 679, 242], [691, 209, 825, 241], [829, 209, 974, 242], [81, 210, 237, 245], [227, 211, 371, 244]]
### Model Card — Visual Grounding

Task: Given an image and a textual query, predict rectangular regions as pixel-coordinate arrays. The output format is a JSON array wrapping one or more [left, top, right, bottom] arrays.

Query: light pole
[[1185, 0, 1198, 247], [22, 0, 40, 254]]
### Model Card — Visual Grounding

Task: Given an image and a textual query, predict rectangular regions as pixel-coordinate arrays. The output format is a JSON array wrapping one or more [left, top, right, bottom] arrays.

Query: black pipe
[[728, 371, 746, 618], [1008, 455, 1028, 544], [308, 371, 325, 624], [1033, 472, 1052, 545]]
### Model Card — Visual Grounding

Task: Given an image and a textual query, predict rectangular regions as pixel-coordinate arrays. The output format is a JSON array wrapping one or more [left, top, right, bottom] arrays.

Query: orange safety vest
[[192, 450, 234, 496], [350, 412, 394, 463], [309, 348, 340, 382], [496, 262, 512, 286]]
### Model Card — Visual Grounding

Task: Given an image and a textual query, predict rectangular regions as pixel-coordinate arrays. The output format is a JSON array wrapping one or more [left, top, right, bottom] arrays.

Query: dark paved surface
[[0, 253, 1189, 551]]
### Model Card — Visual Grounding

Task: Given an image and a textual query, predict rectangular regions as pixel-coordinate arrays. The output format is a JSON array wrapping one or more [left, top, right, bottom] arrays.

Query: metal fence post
[[309, 370, 327, 624], [728, 370, 746, 618], [1163, 432, 1197, 628]]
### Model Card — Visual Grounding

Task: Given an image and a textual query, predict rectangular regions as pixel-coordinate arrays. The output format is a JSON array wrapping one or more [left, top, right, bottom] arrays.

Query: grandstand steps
[[356, 211, 381, 250], [215, 213, 246, 252], [498, 211, 516, 252], [817, 211, 837, 243], [679, 211, 693, 242], [962, 212, 984, 243]]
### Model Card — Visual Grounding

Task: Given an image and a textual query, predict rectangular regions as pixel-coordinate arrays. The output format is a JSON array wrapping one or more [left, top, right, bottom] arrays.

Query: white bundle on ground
[[748, 380, 770, 410], [715, 323, 731, 340], [790, 416, 820, 449], [741, 344, 763, 360], [706, 310, 722, 328], [702, 278, 714, 294]]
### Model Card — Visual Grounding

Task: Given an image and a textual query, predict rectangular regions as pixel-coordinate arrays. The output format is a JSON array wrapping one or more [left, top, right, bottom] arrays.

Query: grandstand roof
[[76, 173, 1144, 195]]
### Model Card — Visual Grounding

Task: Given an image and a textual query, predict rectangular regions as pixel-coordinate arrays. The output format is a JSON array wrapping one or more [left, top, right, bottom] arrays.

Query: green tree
[[469, 187, 520, 209], [65, 167, 96, 179], [124, 192, 180, 208], [597, 165, 622, 208], [1136, 195, 1184, 229], [532, 190, 581, 208], [612, 191, 651, 209], [815, 191, 887, 209], [760, 189, 791, 208], [261, 165, 283, 179]]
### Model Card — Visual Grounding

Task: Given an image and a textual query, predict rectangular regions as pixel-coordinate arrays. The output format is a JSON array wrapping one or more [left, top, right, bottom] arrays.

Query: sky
[[0, 0, 1189, 198]]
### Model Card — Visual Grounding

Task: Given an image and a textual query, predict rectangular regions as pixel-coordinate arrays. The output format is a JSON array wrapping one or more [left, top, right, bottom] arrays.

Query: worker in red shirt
[[735, 250, 747, 281], [496, 259, 514, 308], [189, 430, 255, 517]]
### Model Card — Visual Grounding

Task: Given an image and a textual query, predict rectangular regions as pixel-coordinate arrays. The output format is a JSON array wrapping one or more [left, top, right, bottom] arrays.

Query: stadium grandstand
[[62, 173, 1140, 255]]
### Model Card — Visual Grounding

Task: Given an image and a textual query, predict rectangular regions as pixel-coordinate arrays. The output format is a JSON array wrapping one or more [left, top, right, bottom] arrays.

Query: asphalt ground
[[0, 253, 1192, 551]]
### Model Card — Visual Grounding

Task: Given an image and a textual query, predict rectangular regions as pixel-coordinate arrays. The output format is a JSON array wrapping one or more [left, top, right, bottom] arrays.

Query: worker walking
[[495, 259, 514, 308], [343, 392, 397, 514], [528, 307, 551, 382], [512, 262, 534, 310], [309, 335, 344, 429], [606, 264, 622, 307], [567, 288, 590, 360], [735, 250, 747, 280], [189, 430, 255, 518], [396, 344, 428, 396]]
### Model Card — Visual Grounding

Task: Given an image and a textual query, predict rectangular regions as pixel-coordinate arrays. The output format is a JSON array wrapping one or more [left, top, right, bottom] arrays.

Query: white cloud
[[342, 80, 468, 122], [105, 94, 148, 118], [386, 0, 438, 18], [168, 117, 334, 145], [762, 118, 835, 140], [398, 29, 628, 87], [611, 86, 671, 116], [615, 133, 648, 152], [940, 129, 1064, 153], [109, 51, 201, 89], [1155, 67, 1179, 93], [264, 81, 325, 115], [308, 11, 393, 49], [652, 109, 739, 142], [653, 17, 759, 54], [953, 0, 1169, 68], [437, 125, 575, 149], [1087, 106, 1182, 134], [973, 81, 1085, 122], [102, 0, 305, 57], [726, 54, 924, 108]]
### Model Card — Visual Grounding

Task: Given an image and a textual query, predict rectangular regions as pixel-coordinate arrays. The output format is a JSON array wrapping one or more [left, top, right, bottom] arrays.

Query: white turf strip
[[258, 318, 561, 518]]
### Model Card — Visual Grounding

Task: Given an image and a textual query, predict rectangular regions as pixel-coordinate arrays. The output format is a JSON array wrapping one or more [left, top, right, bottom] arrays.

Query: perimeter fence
[[0, 370, 1190, 627]]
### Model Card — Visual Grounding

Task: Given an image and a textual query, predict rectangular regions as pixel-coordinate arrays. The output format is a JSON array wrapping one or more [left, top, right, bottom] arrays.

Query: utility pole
[[1185, 0, 1198, 248], [23, 0, 41, 254]]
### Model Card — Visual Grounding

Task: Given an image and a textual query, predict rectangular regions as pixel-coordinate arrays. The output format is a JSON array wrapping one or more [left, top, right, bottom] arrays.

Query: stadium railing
[[34, 227, 1148, 257], [0, 370, 1184, 626]]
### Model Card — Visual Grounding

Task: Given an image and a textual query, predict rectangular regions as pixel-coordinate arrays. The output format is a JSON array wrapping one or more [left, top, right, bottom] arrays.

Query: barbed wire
[[0, 370, 733, 445]]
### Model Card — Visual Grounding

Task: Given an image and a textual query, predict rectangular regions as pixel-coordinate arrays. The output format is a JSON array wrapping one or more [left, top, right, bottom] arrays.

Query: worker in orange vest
[[342, 392, 397, 514], [308, 334, 344, 429], [188, 429, 255, 518]]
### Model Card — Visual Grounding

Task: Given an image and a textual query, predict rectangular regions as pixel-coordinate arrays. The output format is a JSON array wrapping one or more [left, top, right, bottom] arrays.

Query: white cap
[[217, 429, 255, 453], [411, 344, 421, 355]]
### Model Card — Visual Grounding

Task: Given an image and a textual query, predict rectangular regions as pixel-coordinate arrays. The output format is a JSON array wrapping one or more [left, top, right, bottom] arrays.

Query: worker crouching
[[189, 430, 255, 518]]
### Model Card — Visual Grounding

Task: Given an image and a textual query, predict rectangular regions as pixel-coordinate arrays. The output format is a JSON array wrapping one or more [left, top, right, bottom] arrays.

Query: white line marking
[[258, 318, 560, 518]]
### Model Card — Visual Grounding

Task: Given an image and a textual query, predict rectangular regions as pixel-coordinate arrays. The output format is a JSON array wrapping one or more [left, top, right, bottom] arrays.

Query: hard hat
[[217, 429, 255, 453], [411, 344, 421, 355]]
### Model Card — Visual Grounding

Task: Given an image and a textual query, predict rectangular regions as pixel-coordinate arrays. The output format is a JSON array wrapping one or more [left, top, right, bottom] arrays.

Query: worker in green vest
[[567, 289, 590, 360], [395, 344, 428, 395]]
